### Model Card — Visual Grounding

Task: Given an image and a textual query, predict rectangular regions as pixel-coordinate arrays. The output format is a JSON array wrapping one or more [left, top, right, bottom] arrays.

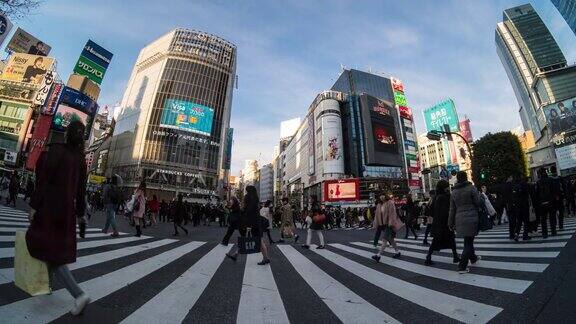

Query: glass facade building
[[552, 0, 576, 36], [107, 29, 236, 198]]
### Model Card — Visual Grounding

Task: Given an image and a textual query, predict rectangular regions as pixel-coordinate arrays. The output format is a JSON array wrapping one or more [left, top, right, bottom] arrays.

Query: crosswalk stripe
[[120, 244, 230, 324], [393, 241, 559, 258], [455, 235, 573, 243], [332, 243, 532, 294], [485, 224, 576, 234], [476, 229, 575, 238], [315, 244, 502, 323], [0, 227, 101, 234], [0, 217, 28, 222], [352, 242, 548, 273], [277, 245, 400, 323], [0, 239, 178, 285], [0, 235, 150, 259], [395, 238, 567, 249], [0, 231, 123, 242], [236, 253, 290, 324], [0, 241, 205, 323]]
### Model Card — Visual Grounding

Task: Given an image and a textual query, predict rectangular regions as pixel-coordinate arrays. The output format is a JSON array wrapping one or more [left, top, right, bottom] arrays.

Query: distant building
[[241, 160, 259, 188], [258, 163, 274, 203], [552, 0, 576, 35]]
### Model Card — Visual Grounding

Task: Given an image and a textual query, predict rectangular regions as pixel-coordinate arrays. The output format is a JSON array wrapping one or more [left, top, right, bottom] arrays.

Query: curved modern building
[[107, 29, 236, 199]]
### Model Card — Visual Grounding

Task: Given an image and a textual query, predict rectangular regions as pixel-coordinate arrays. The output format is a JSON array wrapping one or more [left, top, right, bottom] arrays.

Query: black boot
[[135, 225, 141, 237]]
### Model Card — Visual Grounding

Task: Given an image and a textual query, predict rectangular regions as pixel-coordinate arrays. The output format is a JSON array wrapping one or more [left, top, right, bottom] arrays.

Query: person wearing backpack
[[102, 176, 120, 237], [535, 168, 557, 238]]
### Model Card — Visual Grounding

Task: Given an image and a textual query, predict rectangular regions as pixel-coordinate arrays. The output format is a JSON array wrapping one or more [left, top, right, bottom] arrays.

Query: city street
[[1, 204, 575, 323]]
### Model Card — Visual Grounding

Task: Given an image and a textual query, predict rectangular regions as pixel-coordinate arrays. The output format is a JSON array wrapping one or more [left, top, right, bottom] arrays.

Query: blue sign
[[81, 39, 113, 69], [446, 164, 460, 174], [404, 140, 416, 147], [439, 167, 449, 180], [59, 86, 98, 115], [52, 86, 98, 138], [160, 99, 215, 136]]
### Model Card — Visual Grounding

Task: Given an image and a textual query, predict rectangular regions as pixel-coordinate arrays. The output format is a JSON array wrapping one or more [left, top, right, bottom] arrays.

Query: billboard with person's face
[[1, 53, 54, 85], [160, 99, 214, 136], [6, 27, 51, 56], [543, 97, 576, 137]]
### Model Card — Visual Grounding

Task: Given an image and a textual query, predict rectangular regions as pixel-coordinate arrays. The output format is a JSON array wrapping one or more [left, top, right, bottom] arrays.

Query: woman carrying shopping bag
[[26, 121, 90, 315]]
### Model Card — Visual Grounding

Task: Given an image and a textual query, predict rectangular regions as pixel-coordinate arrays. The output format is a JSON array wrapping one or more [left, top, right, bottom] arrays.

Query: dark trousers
[[173, 221, 188, 235], [423, 224, 432, 242], [373, 226, 383, 246], [264, 228, 275, 243], [404, 225, 417, 239], [508, 210, 529, 239], [459, 236, 477, 270], [557, 203, 565, 229], [540, 205, 557, 237], [6, 192, 16, 206], [221, 225, 238, 245]]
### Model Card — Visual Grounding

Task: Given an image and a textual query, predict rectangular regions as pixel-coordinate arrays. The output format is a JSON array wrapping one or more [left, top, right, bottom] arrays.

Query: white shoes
[[70, 293, 91, 316]]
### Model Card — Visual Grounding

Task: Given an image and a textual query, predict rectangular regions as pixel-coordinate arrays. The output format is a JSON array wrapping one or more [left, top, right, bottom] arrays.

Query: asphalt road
[[1, 201, 575, 323]]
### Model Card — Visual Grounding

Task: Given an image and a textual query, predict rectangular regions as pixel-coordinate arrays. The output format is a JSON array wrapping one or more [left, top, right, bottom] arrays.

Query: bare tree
[[0, 0, 42, 20]]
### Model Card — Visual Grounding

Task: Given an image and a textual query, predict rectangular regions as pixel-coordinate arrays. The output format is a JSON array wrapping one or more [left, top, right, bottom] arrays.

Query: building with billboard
[[106, 29, 236, 198], [496, 3, 576, 176], [279, 69, 418, 207], [552, 0, 576, 35]]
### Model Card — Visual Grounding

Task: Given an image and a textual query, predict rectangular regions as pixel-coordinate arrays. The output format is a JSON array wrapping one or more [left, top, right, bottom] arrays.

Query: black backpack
[[537, 179, 553, 205]]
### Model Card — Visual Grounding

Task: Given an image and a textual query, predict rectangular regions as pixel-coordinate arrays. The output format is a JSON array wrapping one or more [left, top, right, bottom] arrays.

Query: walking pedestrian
[[535, 168, 558, 238], [159, 199, 168, 222], [279, 197, 299, 243], [402, 195, 419, 240], [26, 120, 90, 315], [221, 196, 241, 245], [149, 195, 160, 226], [260, 200, 276, 244], [131, 182, 146, 237], [372, 194, 387, 247], [448, 171, 481, 274], [23, 177, 34, 201], [371, 192, 403, 261], [424, 180, 460, 265], [226, 186, 270, 265], [503, 178, 530, 241], [173, 194, 189, 236], [302, 195, 326, 249], [102, 176, 120, 237], [6, 170, 19, 207]]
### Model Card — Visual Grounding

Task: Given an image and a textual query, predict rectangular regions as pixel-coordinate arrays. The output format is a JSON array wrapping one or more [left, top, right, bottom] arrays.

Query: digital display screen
[[324, 179, 360, 202], [160, 99, 214, 136], [52, 104, 89, 132]]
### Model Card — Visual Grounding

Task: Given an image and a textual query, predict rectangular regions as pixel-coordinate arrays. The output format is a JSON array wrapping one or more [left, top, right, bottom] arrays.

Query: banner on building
[[423, 99, 460, 133], [459, 119, 473, 142], [0, 13, 13, 47], [391, 77, 404, 93], [323, 179, 360, 202], [52, 86, 99, 138], [32, 70, 55, 106], [308, 114, 315, 175], [6, 27, 51, 56], [160, 98, 214, 136], [0, 100, 31, 153], [1, 53, 54, 85], [73, 39, 113, 85], [399, 106, 413, 120], [25, 114, 53, 170], [42, 82, 63, 115], [0, 80, 36, 102], [543, 97, 576, 138], [223, 128, 233, 170], [321, 113, 344, 174]]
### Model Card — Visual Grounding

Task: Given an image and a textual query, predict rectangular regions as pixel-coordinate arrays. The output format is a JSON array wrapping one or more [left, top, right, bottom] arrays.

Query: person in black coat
[[172, 194, 189, 236], [424, 180, 460, 266], [402, 195, 419, 240], [221, 196, 241, 245]]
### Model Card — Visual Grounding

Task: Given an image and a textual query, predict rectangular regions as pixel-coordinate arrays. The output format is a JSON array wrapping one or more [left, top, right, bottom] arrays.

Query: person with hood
[[424, 180, 460, 265], [448, 171, 481, 273], [372, 192, 403, 261], [26, 121, 90, 315]]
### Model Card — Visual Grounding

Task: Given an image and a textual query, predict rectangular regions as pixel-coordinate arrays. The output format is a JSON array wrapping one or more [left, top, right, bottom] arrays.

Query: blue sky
[[9, 0, 576, 174]]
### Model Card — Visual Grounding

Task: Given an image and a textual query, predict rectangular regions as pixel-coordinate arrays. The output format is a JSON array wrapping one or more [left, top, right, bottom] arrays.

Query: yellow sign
[[1, 53, 54, 85], [88, 174, 106, 184]]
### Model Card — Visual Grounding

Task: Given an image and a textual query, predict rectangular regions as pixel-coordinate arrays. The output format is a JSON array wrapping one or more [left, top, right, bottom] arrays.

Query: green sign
[[394, 91, 407, 106], [423, 99, 460, 132], [73, 55, 105, 85], [405, 153, 417, 161]]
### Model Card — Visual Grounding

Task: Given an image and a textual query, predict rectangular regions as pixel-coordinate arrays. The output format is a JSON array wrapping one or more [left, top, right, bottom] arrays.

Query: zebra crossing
[[0, 205, 574, 323]]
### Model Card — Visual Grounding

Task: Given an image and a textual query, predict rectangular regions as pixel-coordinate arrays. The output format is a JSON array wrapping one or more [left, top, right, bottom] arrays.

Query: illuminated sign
[[399, 106, 412, 120], [160, 99, 214, 136], [391, 77, 404, 93], [323, 179, 360, 202], [393, 91, 407, 107], [423, 99, 460, 132]]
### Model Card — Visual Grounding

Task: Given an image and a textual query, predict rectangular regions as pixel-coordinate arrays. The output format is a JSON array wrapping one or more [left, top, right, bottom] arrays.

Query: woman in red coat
[[26, 121, 90, 315]]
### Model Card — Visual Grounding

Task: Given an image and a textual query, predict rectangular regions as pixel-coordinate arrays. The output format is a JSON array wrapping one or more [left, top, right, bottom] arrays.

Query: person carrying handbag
[[302, 195, 326, 249], [372, 192, 403, 261]]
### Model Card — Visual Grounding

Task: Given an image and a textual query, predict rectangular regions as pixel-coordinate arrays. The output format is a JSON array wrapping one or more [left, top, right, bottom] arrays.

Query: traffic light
[[480, 170, 486, 180], [426, 130, 442, 141]]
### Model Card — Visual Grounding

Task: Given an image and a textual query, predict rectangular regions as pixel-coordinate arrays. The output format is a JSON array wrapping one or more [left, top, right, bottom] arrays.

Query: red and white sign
[[409, 179, 421, 187], [399, 106, 413, 120], [323, 178, 360, 202], [391, 77, 404, 93], [459, 119, 473, 143], [26, 114, 53, 170], [42, 82, 63, 115]]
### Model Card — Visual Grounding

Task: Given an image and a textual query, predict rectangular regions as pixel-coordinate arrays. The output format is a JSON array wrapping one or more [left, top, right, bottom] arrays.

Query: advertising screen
[[543, 97, 576, 137], [160, 99, 214, 136], [6, 27, 51, 56], [360, 94, 403, 167], [423, 99, 460, 132], [555, 143, 576, 171], [52, 104, 89, 132], [1, 53, 54, 85], [0, 100, 30, 151], [459, 119, 473, 142], [323, 179, 360, 202], [321, 113, 344, 174]]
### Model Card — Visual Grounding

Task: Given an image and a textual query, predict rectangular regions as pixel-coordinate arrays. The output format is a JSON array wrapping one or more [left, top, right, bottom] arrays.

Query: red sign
[[408, 166, 420, 173], [408, 179, 421, 187], [323, 178, 360, 202], [42, 82, 63, 115], [391, 77, 404, 93], [459, 119, 473, 143], [26, 114, 53, 170], [399, 106, 413, 120]]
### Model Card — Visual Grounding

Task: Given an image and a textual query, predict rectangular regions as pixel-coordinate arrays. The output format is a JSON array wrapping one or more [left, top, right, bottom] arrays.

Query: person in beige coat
[[372, 193, 403, 261]]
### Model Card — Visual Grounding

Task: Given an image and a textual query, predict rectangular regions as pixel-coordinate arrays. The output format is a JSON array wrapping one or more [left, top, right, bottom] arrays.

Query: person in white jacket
[[480, 185, 497, 219]]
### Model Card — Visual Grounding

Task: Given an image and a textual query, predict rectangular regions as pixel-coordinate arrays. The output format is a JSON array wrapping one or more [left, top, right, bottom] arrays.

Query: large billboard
[[423, 99, 460, 132], [52, 86, 99, 138], [0, 13, 13, 46], [26, 114, 52, 170], [73, 39, 113, 85], [160, 99, 214, 136], [1, 53, 54, 85], [360, 94, 403, 167], [6, 27, 51, 56], [323, 179, 360, 202], [459, 119, 473, 142], [543, 97, 576, 137], [321, 112, 344, 174]]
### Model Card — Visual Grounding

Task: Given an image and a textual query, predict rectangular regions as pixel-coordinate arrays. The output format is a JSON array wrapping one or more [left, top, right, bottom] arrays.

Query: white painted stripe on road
[[278, 245, 399, 324], [0, 227, 101, 234], [0, 231, 125, 242], [477, 229, 575, 238], [0, 235, 150, 259], [121, 244, 230, 324], [0, 241, 205, 323], [319, 244, 502, 323], [353, 242, 548, 273], [0, 216, 28, 222], [485, 224, 576, 234], [396, 238, 567, 249], [0, 238, 177, 285], [236, 253, 290, 324], [392, 241, 560, 258], [456, 235, 573, 243], [333, 244, 532, 294]]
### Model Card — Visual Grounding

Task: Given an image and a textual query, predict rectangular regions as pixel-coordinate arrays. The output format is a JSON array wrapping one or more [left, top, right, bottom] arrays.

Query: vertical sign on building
[[73, 39, 113, 85], [391, 77, 420, 190], [224, 128, 233, 170], [308, 114, 315, 175]]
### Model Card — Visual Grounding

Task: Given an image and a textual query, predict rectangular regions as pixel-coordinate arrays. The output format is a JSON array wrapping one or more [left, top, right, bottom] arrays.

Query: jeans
[[305, 229, 325, 246], [459, 236, 477, 270], [49, 264, 83, 298], [373, 226, 383, 246], [540, 205, 557, 237], [423, 224, 432, 242], [103, 204, 118, 233]]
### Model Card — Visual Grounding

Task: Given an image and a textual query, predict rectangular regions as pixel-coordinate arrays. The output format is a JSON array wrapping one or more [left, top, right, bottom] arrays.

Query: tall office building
[[496, 3, 567, 140], [107, 29, 236, 199], [552, 0, 576, 35]]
